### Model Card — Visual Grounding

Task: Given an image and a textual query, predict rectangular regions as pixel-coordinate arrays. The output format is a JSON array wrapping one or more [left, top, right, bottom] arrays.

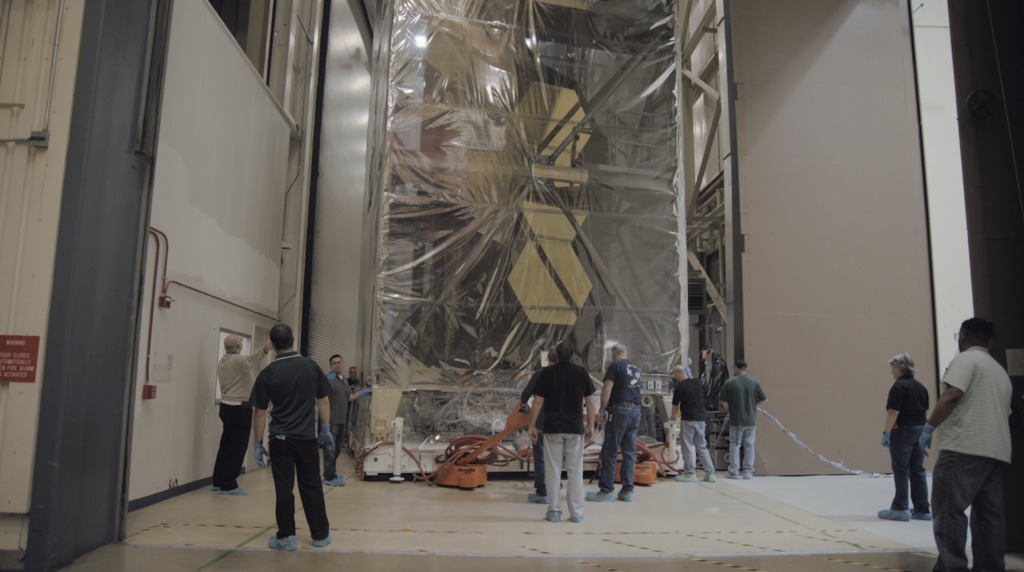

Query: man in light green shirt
[[923, 318, 1012, 572], [719, 359, 766, 479]]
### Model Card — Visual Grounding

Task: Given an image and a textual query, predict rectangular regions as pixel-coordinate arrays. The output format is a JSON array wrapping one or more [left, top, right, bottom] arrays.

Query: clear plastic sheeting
[[393, 388, 525, 437], [359, 0, 682, 439]]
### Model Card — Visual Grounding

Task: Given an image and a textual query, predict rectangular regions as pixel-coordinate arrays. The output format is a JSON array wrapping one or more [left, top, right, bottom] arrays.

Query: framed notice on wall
[[0, 335, 41, 382], [1006, 349, 1024, 377]]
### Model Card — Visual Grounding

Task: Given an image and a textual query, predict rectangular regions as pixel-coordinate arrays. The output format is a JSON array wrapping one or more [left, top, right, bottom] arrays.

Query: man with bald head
[[671, 365, 716, 482], [588, 343, 643, 502], [212, 333, 271, 495]]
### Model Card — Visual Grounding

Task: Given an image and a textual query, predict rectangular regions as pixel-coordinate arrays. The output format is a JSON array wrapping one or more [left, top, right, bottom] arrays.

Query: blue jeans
[[681, 420, 716, 474], [728, 425, 756, 475], [597, 405, 641, 494], [533, 431, 546, 496], [931, 450, 1006, 572], [888, 424, 929, 512]]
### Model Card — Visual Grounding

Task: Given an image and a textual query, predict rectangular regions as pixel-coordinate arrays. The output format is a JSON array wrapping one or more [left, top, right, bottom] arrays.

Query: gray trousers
[[543, 433, 585, 519], [728, 425, 756, 475], [681, 420, 716, 474]]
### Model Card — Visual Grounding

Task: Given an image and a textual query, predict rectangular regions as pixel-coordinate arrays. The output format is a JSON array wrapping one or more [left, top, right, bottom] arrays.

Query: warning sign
[[0, 335, 40, 383]]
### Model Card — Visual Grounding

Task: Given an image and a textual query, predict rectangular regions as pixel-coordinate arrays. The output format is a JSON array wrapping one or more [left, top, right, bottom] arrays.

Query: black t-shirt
[[603, 359, 642, 406], [534, 362, 596, 434], [671, 377, 706, 421], [885, 375, 929, 427], [251, 351, 330, 439]]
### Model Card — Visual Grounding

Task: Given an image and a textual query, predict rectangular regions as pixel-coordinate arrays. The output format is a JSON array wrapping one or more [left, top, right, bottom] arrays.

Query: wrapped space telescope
[[355, 0, 683, 457]]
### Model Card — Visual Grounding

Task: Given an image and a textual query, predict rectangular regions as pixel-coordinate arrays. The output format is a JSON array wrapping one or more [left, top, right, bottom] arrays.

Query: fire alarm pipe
[[144, 228, 168, 385], [162, 280, 277, 321], [143, 227, 278, 390]]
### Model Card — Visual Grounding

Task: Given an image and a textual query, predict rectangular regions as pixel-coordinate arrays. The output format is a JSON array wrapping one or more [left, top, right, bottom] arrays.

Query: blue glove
[[919, 424, 934, 455], [357, 388, 373, 397], [319, 425, 335, 452], [880, 432, 890, 448], [254, 442, 269, 468]]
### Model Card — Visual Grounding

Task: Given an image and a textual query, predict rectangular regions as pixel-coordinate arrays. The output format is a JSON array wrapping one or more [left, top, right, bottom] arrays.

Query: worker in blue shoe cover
[[671, 365, 717, 483], [251, 323, 333, 551], [322, 353, 358, 487], [528, 340, 597, 523], [587, 343, 643, 503], [521, 347, 559, 504], [212, 334, 271, 495], [877, 353, 931, 522], [922, 317, 1012, 572], [719, 359, 766, 479]]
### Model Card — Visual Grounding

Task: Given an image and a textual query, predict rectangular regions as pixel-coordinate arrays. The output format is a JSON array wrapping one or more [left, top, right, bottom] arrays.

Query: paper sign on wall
[[1006, 349, 1024, 377], [0, 335, 41, 383]]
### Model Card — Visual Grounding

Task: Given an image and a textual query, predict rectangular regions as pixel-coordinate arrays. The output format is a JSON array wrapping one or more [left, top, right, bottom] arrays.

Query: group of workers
[[521, 343, 766, 524], [209, 316, 1014, 570], [212, 323, 368, 551], [879, 317, 1014, 572], [522, 316, 1014, 572]]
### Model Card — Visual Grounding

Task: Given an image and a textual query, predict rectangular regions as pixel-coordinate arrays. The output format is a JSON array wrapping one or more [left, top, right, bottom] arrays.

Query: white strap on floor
[[758, 407, 883, 477]]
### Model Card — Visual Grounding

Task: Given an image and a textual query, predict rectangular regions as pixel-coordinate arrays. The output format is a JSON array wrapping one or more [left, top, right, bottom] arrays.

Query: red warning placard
[[0, 335, 40, 383]]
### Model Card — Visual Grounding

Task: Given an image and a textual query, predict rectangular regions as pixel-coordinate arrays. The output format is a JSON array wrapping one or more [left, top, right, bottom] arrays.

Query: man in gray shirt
[[719, 359, 766, 479], [323, 354, 356, 486]]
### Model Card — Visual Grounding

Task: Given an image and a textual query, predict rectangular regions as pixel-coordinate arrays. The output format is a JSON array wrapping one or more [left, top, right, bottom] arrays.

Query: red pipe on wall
[[141, 226, 278, 391]]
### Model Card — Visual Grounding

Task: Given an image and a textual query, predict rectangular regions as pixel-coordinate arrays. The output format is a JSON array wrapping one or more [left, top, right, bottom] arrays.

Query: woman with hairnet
[[878, 353, 932, 522]]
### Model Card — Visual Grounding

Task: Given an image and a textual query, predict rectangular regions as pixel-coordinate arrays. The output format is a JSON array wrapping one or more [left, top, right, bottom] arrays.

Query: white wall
[[128, 1, 292, 500], [0, 0, 85, 552], [911, 0, 973, 371]]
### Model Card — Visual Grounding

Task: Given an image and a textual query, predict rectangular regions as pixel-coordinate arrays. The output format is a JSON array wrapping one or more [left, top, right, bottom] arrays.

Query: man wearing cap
[[922, 317, 1012, 572], [719, 359, 766, 479]]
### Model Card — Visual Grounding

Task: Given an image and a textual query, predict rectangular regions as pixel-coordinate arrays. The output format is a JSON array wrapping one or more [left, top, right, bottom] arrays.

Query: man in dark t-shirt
[[671, 365, 716, 482], [719, 359, 767, 479], [528, 341, 597, 524], [251, 323, 332, 551], [520, 347, 558, 504], [879, 352, 930, 521], [588, 343, 643, 502]]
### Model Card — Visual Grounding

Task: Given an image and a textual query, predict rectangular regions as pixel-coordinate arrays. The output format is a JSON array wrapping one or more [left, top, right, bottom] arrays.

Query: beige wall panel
[[0, 0, 85, 546], [732, 0, 935, 475], [127, 1, 291, 500]]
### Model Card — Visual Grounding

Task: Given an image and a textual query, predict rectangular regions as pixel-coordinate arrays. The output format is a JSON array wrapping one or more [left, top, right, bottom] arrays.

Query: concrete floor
[[67, 455, 1023, 572]]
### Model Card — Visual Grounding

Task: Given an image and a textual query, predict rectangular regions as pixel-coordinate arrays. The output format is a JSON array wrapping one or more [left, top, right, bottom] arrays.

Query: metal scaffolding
[[679, 0, 741, 362]]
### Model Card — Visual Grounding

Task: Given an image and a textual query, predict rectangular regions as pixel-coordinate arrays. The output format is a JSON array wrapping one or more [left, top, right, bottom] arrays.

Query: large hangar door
[[728, 0, 937, 475]]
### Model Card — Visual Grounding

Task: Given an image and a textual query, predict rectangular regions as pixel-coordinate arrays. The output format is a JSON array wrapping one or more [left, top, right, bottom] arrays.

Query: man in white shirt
[[212, 334, 270, 495], [922, 317, 1013, 572]]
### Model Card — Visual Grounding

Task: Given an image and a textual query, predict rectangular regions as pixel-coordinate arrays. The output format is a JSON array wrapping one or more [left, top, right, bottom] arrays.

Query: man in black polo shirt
[[587, 343, 643, 502], [251, 323, 333, 551]]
